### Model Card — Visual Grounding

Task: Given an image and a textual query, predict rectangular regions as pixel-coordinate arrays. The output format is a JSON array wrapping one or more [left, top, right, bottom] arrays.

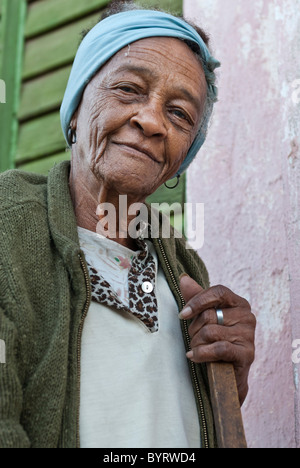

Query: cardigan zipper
[[157, 238, 209, 449], [76, 254, 92, 448]]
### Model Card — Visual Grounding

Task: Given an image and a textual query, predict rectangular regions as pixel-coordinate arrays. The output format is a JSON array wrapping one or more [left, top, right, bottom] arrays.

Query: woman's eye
[[173, 110, 186, 119], [119, 85, 136, 93], [172, 108, 190, 122]]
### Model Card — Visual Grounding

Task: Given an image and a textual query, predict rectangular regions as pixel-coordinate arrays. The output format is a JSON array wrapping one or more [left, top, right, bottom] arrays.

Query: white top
[[78, 227, 200, 448]]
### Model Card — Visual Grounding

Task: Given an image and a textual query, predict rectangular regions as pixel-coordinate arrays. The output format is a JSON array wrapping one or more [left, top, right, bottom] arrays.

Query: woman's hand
[[179, 275, 256, 405]]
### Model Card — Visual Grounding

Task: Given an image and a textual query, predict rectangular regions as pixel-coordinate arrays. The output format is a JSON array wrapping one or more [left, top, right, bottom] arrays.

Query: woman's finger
[[179, 283, 250, 321], [188, 305, 254, 337]]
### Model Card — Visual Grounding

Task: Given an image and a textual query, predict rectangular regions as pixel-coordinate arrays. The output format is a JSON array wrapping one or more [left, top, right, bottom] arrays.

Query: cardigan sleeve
[[0, 306, 31, 448]]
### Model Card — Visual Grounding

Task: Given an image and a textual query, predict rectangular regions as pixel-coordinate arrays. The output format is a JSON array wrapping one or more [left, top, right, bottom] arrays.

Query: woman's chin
[[92, 162, 163, 197]]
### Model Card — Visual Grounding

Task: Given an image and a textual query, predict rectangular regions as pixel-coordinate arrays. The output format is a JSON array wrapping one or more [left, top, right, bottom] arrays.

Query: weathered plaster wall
[[184, 0, 300, 448]]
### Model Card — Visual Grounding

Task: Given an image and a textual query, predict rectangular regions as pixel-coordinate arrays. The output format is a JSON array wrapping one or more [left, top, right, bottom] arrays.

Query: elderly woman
[[0, 4, 255, 449]]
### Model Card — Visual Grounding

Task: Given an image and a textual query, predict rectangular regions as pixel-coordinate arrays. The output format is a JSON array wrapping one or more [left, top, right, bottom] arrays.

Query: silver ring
[[216, 309, 224, 325]]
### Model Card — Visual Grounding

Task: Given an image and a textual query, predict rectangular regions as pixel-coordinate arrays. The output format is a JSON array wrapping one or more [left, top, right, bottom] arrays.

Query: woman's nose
[[130, 100, 168, 138]]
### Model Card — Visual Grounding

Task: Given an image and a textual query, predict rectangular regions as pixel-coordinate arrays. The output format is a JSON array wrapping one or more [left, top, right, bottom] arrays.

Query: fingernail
[[178, 305, 192, 319], [186, 350, 194, 359], [179, 273, 189, 280]]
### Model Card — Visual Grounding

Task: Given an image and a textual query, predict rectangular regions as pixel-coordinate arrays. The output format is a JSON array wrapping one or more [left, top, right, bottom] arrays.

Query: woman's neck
[[69, 166, 147, 251]]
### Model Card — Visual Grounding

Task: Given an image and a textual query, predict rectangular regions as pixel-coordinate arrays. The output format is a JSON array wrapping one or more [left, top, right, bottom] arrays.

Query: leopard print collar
[[86, 237, 159, 333]]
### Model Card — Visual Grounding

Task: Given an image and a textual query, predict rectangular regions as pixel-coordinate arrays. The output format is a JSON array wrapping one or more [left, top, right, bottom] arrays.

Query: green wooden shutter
[[0, 0, 27, 172], [136, 0, 182, 14], [0, 3, 2, 77]]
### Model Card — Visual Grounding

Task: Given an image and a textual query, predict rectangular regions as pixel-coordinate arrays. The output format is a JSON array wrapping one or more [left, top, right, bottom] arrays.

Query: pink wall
[[184, 0, 300, 448]]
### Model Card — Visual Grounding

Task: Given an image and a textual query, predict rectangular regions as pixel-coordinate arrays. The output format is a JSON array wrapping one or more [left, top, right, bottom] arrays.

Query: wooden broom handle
[[207, 362, 247, 448]]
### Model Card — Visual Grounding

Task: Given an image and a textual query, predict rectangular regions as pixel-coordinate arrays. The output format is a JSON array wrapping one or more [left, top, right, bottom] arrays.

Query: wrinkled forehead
[[85, 36, 206, 100], [101, 36, 204, 73]]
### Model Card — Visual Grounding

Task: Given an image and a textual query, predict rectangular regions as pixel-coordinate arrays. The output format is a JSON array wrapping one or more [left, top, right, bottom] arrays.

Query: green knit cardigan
[[0, 161, 216, 448]]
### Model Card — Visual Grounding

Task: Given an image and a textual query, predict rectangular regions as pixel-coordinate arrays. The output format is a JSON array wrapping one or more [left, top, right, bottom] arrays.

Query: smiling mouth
[[112, 142, 160, 164]]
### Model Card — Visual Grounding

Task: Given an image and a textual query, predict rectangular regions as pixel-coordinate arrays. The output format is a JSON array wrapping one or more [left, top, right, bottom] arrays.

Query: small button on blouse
[[142, 281, 154, 293]]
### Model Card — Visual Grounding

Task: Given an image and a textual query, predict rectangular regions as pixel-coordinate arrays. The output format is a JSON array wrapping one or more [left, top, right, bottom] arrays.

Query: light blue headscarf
[[60, 9, 220, 176]]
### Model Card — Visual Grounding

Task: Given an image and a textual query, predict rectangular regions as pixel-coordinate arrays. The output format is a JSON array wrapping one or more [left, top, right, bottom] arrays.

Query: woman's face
[[72, 36, 207, 198]]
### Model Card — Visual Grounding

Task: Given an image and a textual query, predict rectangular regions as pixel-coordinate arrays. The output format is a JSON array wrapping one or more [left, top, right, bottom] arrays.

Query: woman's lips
[[112, 142, 161, 163]]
